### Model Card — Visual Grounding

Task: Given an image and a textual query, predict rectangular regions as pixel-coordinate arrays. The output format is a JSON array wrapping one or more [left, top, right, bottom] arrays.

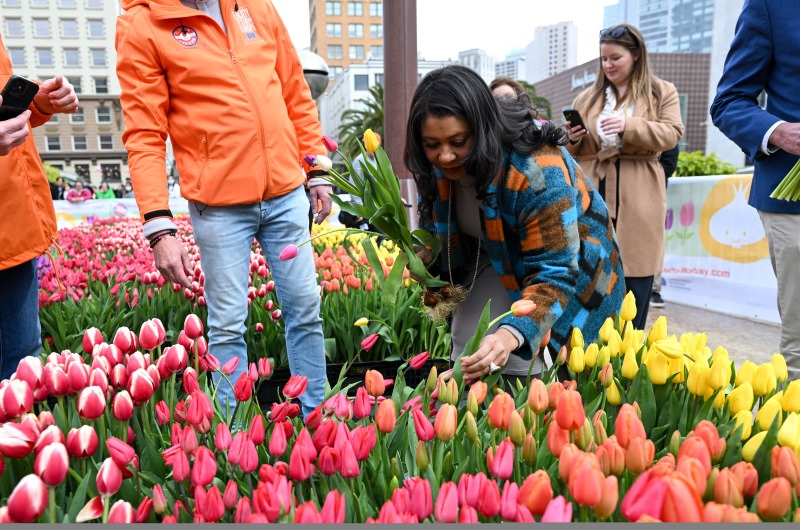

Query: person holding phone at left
[[0, 32, 79, 380]]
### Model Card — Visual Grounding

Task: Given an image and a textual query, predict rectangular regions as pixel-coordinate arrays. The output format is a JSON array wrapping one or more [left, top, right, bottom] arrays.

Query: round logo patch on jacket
[[172, 26, 199, 46]]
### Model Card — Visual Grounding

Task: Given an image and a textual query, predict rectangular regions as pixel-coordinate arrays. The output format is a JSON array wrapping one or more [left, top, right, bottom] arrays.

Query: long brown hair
[[583, 24, 661, 120]]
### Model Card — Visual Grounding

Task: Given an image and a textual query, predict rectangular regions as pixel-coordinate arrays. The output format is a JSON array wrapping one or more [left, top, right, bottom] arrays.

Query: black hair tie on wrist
[[149, 229, 178, 249]]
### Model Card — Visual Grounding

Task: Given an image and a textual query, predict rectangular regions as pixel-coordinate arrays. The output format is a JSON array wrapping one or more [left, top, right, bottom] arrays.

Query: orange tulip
[[547, 382, 565, 411], [568, 452, 604, 507], [510, 299, 536, 317], [487, 392, 515, 431], [555, 390, 585, 431], [546, 418, 570, 458], [703, 502, 760, 522], [757, 477, 792, 521], [364, 370, 385, 398], [675, 456, 707, 498], [677, 436, 712, 478], [614, 404, 646, 450], [558, 443, 581, 483], [730, 461, 759, 498], [434, 404, 458, 442], [518, 470, 552, 516], [596, 435, 626, 476], [625, 437, 655, 475], [713, 468, 744, 508], [374, 399, 396, 434], [467, 381, 488, 406], [772, 446, 800, 486], [527, 379, 548, 413], [621, 467, 703, 522], [692, 420, 726, 461], [594, 475, 619, 520]]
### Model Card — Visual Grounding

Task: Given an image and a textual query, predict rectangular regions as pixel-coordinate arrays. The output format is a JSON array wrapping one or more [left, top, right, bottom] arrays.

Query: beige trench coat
[[566, 78, 684, 277]]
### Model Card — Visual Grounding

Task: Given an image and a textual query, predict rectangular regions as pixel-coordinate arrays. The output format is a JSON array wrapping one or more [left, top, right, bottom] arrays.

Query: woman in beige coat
[[566, 23, 683, 331]]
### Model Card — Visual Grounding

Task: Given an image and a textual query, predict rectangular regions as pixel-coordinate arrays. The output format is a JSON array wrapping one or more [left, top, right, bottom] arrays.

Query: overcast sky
[[273, 0, 618, 65]]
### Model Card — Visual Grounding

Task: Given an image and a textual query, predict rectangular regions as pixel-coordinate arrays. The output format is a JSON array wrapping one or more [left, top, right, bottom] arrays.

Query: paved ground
[[644, 301, 780, 366]]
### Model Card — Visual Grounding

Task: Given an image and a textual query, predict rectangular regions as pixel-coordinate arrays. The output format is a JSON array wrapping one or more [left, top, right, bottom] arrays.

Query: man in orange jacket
[[0, 35, 79, 379], [116, 0, 332, 417]]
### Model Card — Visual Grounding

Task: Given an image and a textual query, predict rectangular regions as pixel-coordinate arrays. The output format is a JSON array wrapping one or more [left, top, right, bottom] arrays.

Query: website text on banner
[[52, 198, 190, 229], [662, 174, 778, 323]]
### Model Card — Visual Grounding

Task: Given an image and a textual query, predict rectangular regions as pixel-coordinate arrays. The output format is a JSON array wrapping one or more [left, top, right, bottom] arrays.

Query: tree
[[518, 80, 552, 120], [337, 83, 384, 158], [43, 162, 61, 183]]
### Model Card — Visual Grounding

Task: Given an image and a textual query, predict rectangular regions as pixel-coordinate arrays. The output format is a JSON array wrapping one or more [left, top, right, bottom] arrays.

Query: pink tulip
[[138, 320, 163, 350], [361, 333, 379, 351], [409, 351, 429, 370], [107, 437, 136, 468], [268, 422, 287, 457], [3, 379, 33, 418], [221, 356, 240, 376], [7, 474, 48, 523], [155, 400, 171, 426], [191, 446, 217, 488], [283, 374, 308, 399], [279, 245, 299, 261], [96, 458, 123, 496], [15, 356, 44, 389], [112, 390, 134, 421], [34, 442, 69, 486], [135, 497, 153, 523], [321, 490, 346, 523], [434, 481, 459, 523], [542, 495, 573, 522], [322, 136, 339, 152], [82, 327, 104, 355], [75, 495, 104, 522], [680, 201, 695, 227], [108, 500, 134, 523], [66, 425, 98, 458], [184, 314, 204, 340], [113, 326, 137, 355], [77, 386, 106, 420], [490, 439, 515, 481]]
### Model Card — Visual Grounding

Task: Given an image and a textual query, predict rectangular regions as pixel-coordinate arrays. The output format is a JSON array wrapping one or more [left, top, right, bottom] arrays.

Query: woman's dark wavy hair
[[404, 64, 566, 227]]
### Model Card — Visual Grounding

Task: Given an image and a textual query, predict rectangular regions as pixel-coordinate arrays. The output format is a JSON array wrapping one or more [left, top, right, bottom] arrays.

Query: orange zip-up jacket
[[0, 34, 58, 271], [115, 0, 326, 226]]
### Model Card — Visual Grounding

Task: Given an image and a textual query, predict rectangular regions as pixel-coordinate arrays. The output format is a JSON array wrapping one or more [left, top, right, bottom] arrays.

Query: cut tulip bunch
[[770, 158, 800, 201]]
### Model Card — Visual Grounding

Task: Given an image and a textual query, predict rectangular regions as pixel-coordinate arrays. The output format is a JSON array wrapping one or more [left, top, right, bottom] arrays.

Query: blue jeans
[[0, 258, 41, 380], [189, 185, 327, 417]]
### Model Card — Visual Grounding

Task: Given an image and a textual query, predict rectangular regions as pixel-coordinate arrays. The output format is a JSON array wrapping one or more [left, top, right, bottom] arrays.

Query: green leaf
[[752, 414, 782, 484], [66, 472, 92, 522], [450, 300, 493, 390]]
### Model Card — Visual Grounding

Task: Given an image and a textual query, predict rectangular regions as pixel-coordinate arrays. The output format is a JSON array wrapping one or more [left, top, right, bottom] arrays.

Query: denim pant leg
[[0, 259, 42, 380], [256, 186, 327, 417], [189, 202, 258, 416]]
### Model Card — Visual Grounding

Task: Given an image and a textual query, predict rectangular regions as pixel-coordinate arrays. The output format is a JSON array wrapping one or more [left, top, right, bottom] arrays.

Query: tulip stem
[[102, 495, 109, 524], [49, 487, 56, 523], [295, 227, 385, 250]]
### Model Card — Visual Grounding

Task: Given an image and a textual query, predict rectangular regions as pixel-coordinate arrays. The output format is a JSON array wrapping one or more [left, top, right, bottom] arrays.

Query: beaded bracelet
[[149, 230, 178, 249]]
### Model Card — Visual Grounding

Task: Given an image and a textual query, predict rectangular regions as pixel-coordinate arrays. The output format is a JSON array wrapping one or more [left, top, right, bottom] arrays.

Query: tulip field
[[1, 217, 800, 523]]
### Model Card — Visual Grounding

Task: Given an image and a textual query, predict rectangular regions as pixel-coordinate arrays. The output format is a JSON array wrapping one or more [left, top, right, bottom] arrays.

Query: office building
[[494, 49, 526, 81], [457, 48, 495, 84], [603, 0, 640, 28], [1, 0, 129, 183], [525, 21, 577, 84], [309, 0, 383, 80], [604, 0, 714, 53]]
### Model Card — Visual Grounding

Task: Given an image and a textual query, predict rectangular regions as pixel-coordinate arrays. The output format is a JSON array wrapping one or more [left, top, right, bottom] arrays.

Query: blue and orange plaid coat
[[423, 145, 625, 359]]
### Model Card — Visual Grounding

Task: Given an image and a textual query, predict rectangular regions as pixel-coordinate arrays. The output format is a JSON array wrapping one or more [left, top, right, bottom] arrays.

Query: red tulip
[[353, 386, 371, 419], [434, 481, 458, 523], [375, 399, 397, 433], [321, 490, 346, 523], [361, 333, 379, 351], [238, 437, 259, 473], [322, 135, 339, 152], [113, 326, 137, 355], [135, 497, 153, 523], [411, 408, 435, 442], [405, 477, 432, 521], [181, 426, 199, 455], [293, 501, 321, 523], [233, 373, 253, 402], [184, 314, 204, 340], [248, 414, 266, 445], [487, 392, 515, 430], [518, 470, 553, 516], [77, 386, 106, 420], [7, 474, 48, 523], [257, 358, 272, 379], [154, 400, 171, 426], [66, 425, 98, 458], [127, 368, 155, 403], [318, 446, 341, 475], [215, 421, 232, 452], [15, 356, 43, 389], [96, 458, 123, 496], [33, 425, 64, 454], [82, 327, 104, 354], [108, 500, 134, 523], [107, 437, 136, 468], [350, 424, 376, 460], [112, 390, 134, 421], [459, 505, 479, 523], [409, 351, 429, 370], [234, 497, 252, 524], [283, 374, 308, 399], [171, 449, 191, 482], [288, 444, 314, 481], [476, 477, 501, 519], [34, 442, 68, 486], [202, 485, 225, 523]]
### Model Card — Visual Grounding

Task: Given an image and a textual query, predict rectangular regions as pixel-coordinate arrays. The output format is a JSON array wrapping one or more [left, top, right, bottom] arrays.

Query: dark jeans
[[0, 259, 42, 380], [626, 275, 654, 331]]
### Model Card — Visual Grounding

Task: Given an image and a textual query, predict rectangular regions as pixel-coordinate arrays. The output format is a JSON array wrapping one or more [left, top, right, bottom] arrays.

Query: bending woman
[[405, 64, 625, 381]]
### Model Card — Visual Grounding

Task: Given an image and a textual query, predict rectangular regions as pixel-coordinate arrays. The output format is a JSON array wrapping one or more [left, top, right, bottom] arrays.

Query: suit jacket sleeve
[[710, 0, 781, 160]]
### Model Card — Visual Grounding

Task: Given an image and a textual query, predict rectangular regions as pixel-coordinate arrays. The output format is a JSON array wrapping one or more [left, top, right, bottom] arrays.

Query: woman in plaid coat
[[404, 64, 625, 380]]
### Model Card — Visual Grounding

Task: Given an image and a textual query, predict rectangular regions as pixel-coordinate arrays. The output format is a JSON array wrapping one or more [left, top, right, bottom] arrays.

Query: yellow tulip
[[568, 346, 585, 374], [647, 315, 668, 344], [686, 358, 710, 397], [669, 356, 685, 384], [756, 396, 783, 431], [771, 354, 789, 384], [597, 346, 611, 369], [733, 410, 753, 440], [606, 380, 622, 406], [711, 346, 730, 363], [782, 380, 800, 413], [570, 328, 584, 350], [353, 317, 369, 327], [735, 361, 757, 387], [621, 348, 639, 380], [707, 359, 730, 391], [620, 291, 637, 322], [753, 362, 777, 397], [711, 388, 726, 409], [607, 330, 622, 358], [363, 128, 380, 152], [727, 382, 754, 416], [599, 318, 614, 344], [654, 339, 685, 360], [620, 326, 635, 355], [742, 431, 767, 462], [584, 343, 598, 369], [778, 413, 800, 452], [649, 352, 670, 385]]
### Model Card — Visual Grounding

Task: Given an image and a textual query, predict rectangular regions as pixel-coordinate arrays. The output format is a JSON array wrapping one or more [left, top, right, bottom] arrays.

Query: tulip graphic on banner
[[676, 201, 694, 244]]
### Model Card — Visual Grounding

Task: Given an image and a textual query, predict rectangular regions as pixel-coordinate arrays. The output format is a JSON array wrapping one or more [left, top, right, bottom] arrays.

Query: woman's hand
[[599, 115, 626, 136], [459, 328, 519, 380], [566, 121, 587, 143]]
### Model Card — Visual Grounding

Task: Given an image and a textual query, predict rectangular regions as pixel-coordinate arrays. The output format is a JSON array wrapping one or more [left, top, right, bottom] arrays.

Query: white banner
[[662, 175, 778, 323], [53, 198, 190, 230]]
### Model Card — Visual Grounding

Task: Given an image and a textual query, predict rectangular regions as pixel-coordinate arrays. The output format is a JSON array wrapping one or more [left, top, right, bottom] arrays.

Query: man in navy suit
[[711, 0, 800, 381]]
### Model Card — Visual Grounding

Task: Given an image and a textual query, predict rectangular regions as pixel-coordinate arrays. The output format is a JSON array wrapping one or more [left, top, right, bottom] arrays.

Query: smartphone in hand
[[563, 108, 587, 131], [0, 75, 39, 121]]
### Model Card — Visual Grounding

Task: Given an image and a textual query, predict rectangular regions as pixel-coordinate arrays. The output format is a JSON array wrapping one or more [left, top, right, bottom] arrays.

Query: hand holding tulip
[[150, 234, 193, 289], [309, 184, 333, 224], [460, 328, 519, 379]]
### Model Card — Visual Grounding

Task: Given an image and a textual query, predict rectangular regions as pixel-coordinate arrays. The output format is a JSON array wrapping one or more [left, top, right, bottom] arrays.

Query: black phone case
[[563, 109, 586, 130], [0, 75, 39, 121]]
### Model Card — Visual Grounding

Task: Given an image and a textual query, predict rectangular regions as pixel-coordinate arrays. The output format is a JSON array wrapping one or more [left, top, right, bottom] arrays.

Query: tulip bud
[[742, 431, 767, 462], [416, 440, 429, 472], [527, 378, 548, 413], [753, 362, 777, 397], [363, 129, 380, 152], [510, 299, 536, 317], [757, 477, 792, 521], [568, 346, 585, 374], [112, 390, 134, 422], [465, 410, 479, 445], [584, 342, 599, 368], [570, 327, 584, 350], [321, 135, 339, 153], [575, 416, 594, 451], [620, 291, 637, 322], [771, 354, 789, 383], [522, 432, 538, 465], [152, 484, 168, 515], [34, 442, 69, 486], [96, 458, 123, 497], [77, 386, 106, 420], [426, 366, 438, 394], [7, 474, 48, 523], [353, 317, 369, 327], [522, 405, 537, 433], [555, 345, 568, 365]]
